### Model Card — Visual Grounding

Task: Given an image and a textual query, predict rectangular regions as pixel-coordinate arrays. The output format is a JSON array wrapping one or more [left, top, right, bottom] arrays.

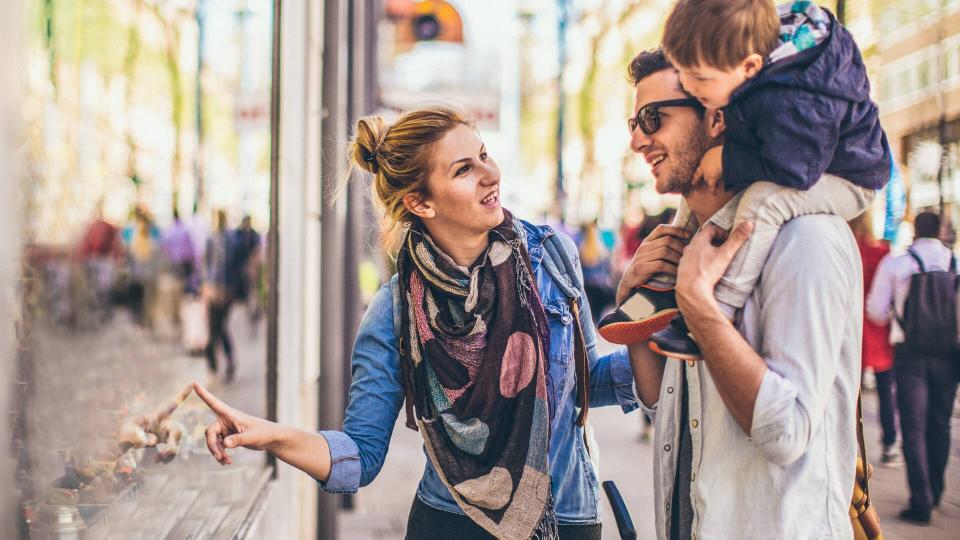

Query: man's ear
[[742, 54, 764, 79], [402, 191, 435, 219], [706, 108, 726, 138]]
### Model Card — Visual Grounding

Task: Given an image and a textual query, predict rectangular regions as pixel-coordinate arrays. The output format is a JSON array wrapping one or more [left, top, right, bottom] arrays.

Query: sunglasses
[[628, 98, 705, 135]]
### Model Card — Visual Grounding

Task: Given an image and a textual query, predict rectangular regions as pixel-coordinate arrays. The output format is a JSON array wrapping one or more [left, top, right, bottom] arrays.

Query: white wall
[[262, 0, 324, 537], [0, 0, 23, 536]]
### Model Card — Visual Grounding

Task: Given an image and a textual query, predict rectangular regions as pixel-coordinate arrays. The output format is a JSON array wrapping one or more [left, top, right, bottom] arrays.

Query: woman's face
[[418, 124, 503, 239]]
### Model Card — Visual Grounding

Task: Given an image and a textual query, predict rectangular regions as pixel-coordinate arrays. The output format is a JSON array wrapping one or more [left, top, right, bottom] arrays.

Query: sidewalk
[[338, 340, 960, 539]]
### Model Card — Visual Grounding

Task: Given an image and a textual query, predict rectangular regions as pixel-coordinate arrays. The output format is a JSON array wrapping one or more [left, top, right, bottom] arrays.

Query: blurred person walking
[[578, 221, 615, 323], [850, 212, 900, 467], [78, 200, 122, 322], [126, 211, 162, 328], [203, 210, 238, 383], [229, 215, 262, 326], [162, 209, 197, 294], [867, 211, 960, 524]]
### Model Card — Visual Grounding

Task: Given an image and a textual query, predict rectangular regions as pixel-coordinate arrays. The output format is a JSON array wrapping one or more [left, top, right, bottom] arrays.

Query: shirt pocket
[[543, 299, 576, 409]]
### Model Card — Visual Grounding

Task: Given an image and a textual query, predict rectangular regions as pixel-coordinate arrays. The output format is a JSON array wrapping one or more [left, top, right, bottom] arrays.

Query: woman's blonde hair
[[348, 106, 471, 249]]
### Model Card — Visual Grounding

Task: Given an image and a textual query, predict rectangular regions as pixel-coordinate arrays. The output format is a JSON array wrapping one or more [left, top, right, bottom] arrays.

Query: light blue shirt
[[319, 220, 639, 523], [642, 216, 862, 539]]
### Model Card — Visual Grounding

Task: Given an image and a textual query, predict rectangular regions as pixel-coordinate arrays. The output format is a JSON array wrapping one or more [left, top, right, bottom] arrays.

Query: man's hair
[[627, 48, 704, 119], [662, 0, 779, 70], [915, 211, 941, 239], [628, 48, 674, 87]]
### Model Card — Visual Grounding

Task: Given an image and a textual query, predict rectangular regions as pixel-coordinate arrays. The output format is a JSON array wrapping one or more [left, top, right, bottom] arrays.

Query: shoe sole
[[598, 309, 679, 345], [648, 340, 702, 361]]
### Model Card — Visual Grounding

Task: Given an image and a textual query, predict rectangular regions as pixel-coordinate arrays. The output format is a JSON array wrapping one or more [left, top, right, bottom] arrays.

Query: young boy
[[598, 0, 890, 358]]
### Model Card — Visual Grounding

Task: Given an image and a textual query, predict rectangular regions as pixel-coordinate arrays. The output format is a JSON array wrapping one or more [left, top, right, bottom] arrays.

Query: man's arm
[[615, 224, 690, 407], [678, 219, 858, 465], [865, 254, 895, 325], [674, 223, 764, 433]]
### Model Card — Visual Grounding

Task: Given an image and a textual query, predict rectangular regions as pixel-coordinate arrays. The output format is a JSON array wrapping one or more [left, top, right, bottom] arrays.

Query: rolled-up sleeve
[[317, 430, 362, 493], [748, 219, 859, 465], [318, 281, 406, 493]]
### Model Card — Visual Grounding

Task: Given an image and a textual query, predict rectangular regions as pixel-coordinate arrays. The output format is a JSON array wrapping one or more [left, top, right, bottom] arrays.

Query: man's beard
[[660, 127, 710, 196]]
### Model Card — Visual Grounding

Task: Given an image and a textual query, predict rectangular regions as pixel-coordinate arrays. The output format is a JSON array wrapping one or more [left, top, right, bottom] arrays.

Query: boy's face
[[675, 54, 764, 109]]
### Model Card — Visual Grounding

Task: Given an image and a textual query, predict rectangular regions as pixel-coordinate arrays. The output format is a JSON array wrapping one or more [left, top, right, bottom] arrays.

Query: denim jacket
[[319, 219, 639, 523]]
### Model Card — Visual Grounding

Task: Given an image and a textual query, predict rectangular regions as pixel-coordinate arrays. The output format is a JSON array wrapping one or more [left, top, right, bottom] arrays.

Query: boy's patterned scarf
[[769, 0, 832, 63], [397, 209, 558, 540]]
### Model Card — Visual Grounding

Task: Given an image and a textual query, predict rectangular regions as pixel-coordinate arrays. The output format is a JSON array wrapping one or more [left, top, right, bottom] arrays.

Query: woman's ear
[[707, 108, 726, 138], [402, 192, 435, 219]]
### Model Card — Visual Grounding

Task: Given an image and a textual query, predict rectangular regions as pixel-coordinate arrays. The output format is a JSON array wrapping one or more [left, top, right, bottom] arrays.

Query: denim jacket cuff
[[609, 348, 640, 413], [317, 430, 362, 494]]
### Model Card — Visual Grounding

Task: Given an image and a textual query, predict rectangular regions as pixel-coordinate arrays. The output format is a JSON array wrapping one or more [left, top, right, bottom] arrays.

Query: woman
[[193, 107, 638, 539], [850, 211, 899, 465]]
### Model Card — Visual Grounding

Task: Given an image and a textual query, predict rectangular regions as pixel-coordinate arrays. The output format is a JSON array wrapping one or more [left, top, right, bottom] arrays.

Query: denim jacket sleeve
[[318, 279, 405, 493], [553, 232, 639, 413]]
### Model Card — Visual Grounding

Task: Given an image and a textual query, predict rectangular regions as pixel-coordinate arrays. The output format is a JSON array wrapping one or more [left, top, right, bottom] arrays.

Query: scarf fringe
[[530, 492, 560, 540]]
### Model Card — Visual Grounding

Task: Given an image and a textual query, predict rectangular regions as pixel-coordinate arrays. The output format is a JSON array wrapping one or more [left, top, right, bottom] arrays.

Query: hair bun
[[352, 116, 389, 175]]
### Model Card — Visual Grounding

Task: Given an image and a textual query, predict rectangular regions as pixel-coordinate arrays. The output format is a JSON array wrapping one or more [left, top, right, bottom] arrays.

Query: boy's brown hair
[[662, 0, 779, 70]]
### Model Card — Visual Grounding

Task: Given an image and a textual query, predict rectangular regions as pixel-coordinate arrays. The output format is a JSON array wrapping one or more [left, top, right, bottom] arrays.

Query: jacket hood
[[734, 9, 871, 103]]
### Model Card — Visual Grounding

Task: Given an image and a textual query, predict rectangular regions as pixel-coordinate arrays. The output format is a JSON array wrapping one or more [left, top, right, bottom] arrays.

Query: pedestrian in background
[[850, 211, 900, 467], [193, 106, 641, 540], [162, 208, 196, 294], [578, 220, 615, 323], [203, 210, 237, 383], [867, 211, 960, 524]]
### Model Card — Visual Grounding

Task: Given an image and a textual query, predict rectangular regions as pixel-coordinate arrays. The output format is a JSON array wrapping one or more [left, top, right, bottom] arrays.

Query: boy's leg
[[712, 175, 876, 308]]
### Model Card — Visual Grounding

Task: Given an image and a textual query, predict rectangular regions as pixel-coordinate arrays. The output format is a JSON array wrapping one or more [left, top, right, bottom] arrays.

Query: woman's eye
[[479, 152, 488, 161], [456, 164, 471, 176]]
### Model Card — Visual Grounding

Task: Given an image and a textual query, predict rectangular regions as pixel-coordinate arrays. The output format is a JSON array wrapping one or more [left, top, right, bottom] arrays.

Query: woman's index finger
[[192, 382, 232, 416]]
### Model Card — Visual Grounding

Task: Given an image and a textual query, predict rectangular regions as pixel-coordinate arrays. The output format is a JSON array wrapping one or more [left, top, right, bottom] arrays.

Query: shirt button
[[692, 534, 697, 540], [665, 502, 671, 510], [691, 419, 699, 429], [667, 386, 674, 394], [664, 444, 672, 452], [687, 360, 695, 367], [691, 473, 696, 482]]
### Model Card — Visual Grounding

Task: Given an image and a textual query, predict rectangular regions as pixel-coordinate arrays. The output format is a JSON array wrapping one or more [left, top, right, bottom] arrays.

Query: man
[[866, 211, 958, 524], [620, 49, 862, 538]]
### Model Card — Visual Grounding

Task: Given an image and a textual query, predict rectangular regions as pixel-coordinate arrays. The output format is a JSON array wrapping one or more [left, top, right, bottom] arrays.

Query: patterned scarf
[[397, 210, 558, 540]]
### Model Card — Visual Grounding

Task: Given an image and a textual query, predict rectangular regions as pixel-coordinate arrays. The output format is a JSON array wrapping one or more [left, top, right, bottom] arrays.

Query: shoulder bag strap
[[855, 392, 871, 507]]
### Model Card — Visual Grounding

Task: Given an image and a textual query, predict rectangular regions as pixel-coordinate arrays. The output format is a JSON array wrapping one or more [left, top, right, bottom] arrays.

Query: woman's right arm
[[195, 281, 405, 491]]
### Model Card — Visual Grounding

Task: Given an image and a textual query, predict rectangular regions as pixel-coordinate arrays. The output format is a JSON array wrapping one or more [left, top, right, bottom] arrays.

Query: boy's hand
[[694, 145, 723, 189]]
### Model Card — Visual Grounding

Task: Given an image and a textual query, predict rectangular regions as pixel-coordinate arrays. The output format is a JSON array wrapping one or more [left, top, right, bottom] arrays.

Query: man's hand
[[693, 145, 724, 189], [194, 382, 280, 466], [617, 224, 690, 304], [675, 222, 753, 314]]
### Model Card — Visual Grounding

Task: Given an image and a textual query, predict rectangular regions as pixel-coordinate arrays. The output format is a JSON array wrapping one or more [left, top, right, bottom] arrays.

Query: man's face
[[630, 69, 712, 195]]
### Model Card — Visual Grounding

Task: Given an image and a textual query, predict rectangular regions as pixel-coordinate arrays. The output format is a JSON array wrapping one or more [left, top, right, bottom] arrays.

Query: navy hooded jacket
[[721, 10, 891, 192]]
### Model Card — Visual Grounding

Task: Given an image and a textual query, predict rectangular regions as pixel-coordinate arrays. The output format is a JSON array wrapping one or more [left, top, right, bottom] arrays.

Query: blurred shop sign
[[380, 1, 501, 130]]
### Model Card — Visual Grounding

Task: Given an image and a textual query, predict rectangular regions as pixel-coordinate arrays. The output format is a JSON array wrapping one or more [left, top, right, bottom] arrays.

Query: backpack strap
[[906, 248, 926, 273], [544, 233, 591, 430]]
